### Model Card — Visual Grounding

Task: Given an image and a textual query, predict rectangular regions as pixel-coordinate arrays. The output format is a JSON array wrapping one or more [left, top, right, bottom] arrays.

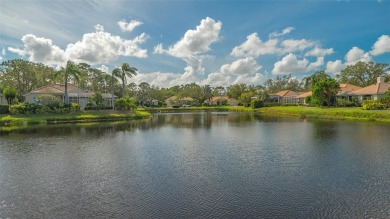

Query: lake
[[1, 112, 390, 218]]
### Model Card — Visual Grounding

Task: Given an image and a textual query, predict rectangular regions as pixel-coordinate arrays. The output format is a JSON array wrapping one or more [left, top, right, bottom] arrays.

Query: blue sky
[[1, 0, 389, 87]]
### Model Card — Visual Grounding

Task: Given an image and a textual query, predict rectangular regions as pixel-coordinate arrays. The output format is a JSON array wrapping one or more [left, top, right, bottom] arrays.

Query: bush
[[9, 102, 80, 115], [362, 100, 387, 110], [0, 104, 9, 114], [337, 98, 354, 107], [250, 99, 264, 109], [115, 97, 136, 111]]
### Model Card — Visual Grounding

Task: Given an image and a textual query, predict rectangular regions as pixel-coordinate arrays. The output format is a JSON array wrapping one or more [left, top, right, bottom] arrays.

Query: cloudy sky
[[1, 0, 389, 87]]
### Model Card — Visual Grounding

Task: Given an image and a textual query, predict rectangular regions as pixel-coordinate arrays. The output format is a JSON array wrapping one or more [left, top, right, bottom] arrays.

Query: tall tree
[[312, 78, 340, 107], [227, 84, 248, 99], [336, 61, 389, 87], [301, 70, 331, 90], [56, 60, 83, 104], [3, 87, 18, 105], [265, 74, 301, 93], [112, 63, 138, 97]]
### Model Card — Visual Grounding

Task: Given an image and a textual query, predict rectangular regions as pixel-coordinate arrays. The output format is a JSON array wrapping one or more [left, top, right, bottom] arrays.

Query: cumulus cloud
[[269, 27, 294, 38], [307, 57, 324, 71], [345, 46, 371, 64], [118, 19, 143, 32], [153, 43, 165, 54], [326, 60, 345, 74], [281, 39, 315, 53], [231, 33, 278, 57], [0, 48, 5, 62], [153, 17, 222, 75], [97, 64, 109, 73], [9, 24, 149, 66], [132, 71, 198, 87], [232, 73, 265, 85], [370, 35, 390, 56], [220, 57, 261, 75], [272, 53, 309, 74], [305, 47, 334, 57], [8, 34, 66, 66]]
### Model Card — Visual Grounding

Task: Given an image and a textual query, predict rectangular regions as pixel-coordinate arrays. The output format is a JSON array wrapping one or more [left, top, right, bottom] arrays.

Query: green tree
[[265, 74, 301, 93], [212, 86, 226, 96], [3, 87, 18, 105], [90, 92, 105, 109], [56, 60, 83, 104], [301, 70, 331, 90], [336, 61, 389, 87], [312, 78, 340, 107], [238, 91, 254, 107], [112, 63, 138, 97], [227, 84, 248, 99]]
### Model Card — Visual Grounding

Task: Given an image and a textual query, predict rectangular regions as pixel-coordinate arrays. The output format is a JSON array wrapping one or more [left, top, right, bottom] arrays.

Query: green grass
[[144, 106, 254, 113], [0, 110, 152, 127], [257, 106, 390, 122]]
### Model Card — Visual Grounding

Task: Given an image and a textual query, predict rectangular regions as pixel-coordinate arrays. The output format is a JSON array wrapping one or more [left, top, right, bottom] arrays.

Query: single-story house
[[204, 96, 239, 106], [24, 84, 116, 110], [268, 90, 302, 105], [349, 77, 390, 103], [295, 91, 312, 105], [336, 84, 363, 101], [165, 96, 195, 107]]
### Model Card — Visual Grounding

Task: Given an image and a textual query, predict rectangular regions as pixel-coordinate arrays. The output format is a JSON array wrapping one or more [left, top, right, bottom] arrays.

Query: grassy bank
[[257, 106, 390, 122], [145, 106, 254, 113], [0, 110, 152, 127]]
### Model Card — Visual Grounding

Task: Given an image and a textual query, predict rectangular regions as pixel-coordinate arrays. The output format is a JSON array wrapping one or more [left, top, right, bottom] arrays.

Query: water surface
[[1, 113, 390, 218]]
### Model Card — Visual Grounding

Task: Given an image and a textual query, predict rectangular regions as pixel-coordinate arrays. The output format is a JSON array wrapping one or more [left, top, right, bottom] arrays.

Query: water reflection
[[1, 113, 390, 218]]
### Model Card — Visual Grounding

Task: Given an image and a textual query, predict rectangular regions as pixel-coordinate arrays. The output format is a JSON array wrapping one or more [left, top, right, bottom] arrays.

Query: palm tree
[[55, 60, 83, 104], [112, 63, 138, 97]]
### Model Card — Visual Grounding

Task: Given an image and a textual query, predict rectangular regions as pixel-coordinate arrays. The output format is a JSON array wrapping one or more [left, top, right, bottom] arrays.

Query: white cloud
[[8, 34, 66, 66], [326, 60, 345, 74], [305, 47, 334, 57], [0, 48, 5, 62], [281, 39, 315, 53], [307, 57, 324, 71], [231, 33, 279, 57], [201, 72, 233, 87], [133, 71, 198, 87], [153, 43, 165, 54], [118, 19, 143, 32], [269, 27, 294, 38], [94, 24, 104, 32], [272, 53, 309, 74], [370, 35, 390, 56], [97, 65, 109, 73], [345, 46, 371, 64], [220, 57, 261, 75], [232, 73, 265, 85], [162, 17, 222, 74]]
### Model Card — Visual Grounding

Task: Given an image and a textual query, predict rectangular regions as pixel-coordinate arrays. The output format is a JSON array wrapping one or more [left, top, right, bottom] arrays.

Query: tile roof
[[274, 90, 297, 97], [295, 91, 312, 98], [28, 84, 87, 94], [350, 82, 390, 95], [339, 84, 362, 93]]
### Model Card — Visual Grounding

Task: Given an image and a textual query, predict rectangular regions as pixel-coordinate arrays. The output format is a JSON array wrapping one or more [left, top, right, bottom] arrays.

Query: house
[[295, 91, 312, 105], [268, 90, 302, 105], [349, 77, 390, 103], [337, 84, 362, 101], [204, 96, 239, 106], [24, 84, 116, 110], [165, 96, 194, 107]]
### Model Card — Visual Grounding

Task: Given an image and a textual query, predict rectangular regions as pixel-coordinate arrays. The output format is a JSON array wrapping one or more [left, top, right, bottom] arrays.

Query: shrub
[[37, 94, 58, 106], [250, 99, 264, 109], [362, 100, 387, 110], [0, 104, 9, 114], [9, 102, 80, 115], [115, 96, 136, 111], [337, 98, 354, 107]]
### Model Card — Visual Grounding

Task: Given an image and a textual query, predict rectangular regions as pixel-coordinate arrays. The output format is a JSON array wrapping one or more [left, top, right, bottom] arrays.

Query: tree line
[[0, 59, 389, 106]]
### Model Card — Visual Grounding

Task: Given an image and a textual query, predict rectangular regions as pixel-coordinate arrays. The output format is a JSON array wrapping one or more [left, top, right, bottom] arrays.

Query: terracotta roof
[[339, 84, 362, 93], [205, 96, 228, 103], [28, 84, 87, 94], [295, 91, 312, 98], [228, 98, 238, 102], [350, 82, 390, 95], [275, 90, 296, 97]]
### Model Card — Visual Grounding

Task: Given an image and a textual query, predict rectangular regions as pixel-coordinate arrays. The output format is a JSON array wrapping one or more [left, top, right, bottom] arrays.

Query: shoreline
[[0, 110, 152, 127]]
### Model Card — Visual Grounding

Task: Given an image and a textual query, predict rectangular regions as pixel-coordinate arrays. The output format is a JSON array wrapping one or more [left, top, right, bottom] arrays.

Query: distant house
[[349, 77, 390, 103], [24, 84, 116, 110], [165, 96, 194, 107], [204, 96, 239, 106], [336, 84, 362, 101], [268, 90, 302, 105], [295, 91, 312, 105]]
